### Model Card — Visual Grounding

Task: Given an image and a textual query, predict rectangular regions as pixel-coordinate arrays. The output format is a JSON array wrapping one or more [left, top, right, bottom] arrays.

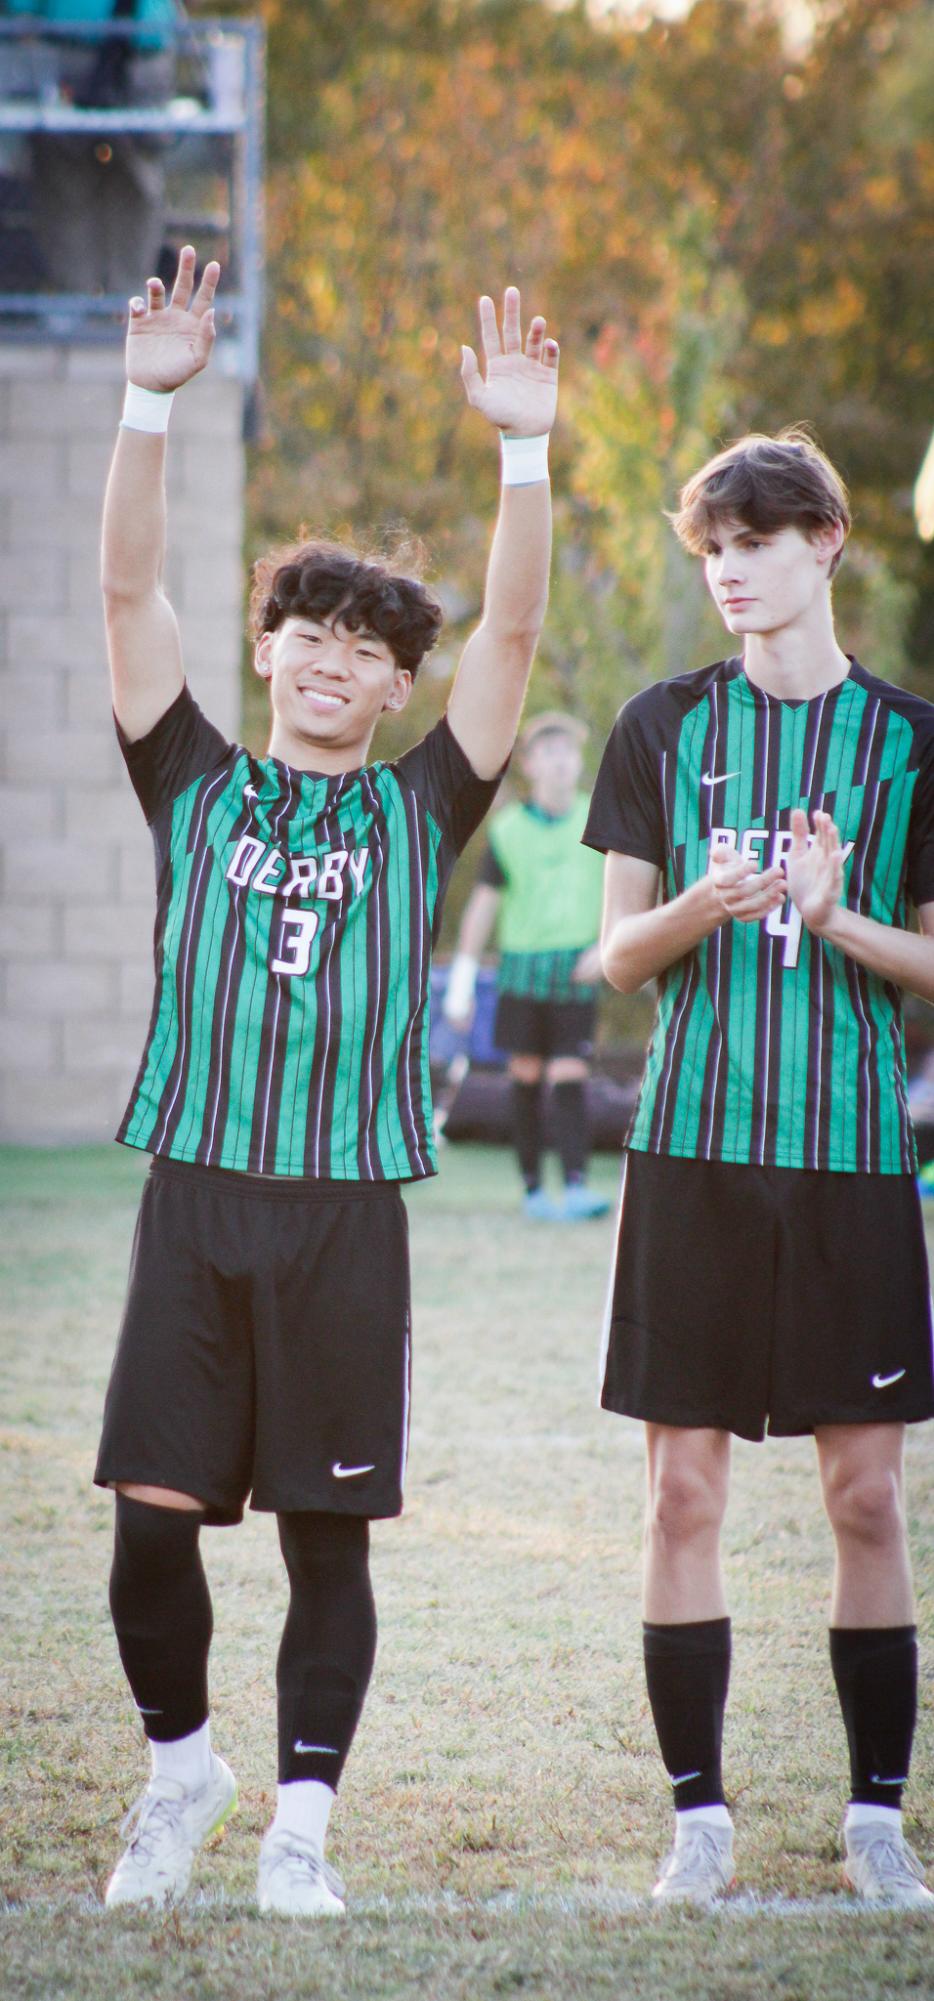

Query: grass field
[[2, 1139, 934, 2001]]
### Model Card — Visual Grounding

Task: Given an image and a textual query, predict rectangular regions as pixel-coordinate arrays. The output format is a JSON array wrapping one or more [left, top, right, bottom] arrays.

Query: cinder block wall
[[0, 343, 244, 1144]]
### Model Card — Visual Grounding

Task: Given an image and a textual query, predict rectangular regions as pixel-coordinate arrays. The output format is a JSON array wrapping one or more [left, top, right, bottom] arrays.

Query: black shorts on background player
[[493, 991, 596, 1061]]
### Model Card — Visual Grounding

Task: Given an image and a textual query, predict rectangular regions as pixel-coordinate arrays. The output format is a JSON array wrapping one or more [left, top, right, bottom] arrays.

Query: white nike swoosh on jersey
[[331, 1460, 376, 1478], [701, 770, 741, 788], [871, 1369, 906, 1389], [670, 1770, 703, 1786], [244, 783, 257, 799], [294, 1740, 339, 1756]]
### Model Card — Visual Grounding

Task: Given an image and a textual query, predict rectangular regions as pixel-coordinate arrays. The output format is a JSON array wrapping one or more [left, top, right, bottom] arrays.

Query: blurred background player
[[585, 429, 934, 1910], [444, 710, 608, 1220]]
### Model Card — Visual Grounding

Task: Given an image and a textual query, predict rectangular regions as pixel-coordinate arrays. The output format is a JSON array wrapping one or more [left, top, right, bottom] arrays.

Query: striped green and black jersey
[[117, 686, 499, 1179], [584, 658, 934, 1174], [476, 795, 604, 1000]]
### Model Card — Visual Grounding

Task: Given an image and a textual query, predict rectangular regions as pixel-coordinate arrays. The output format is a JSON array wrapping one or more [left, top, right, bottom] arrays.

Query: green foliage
[[223, 0, 933, 747]]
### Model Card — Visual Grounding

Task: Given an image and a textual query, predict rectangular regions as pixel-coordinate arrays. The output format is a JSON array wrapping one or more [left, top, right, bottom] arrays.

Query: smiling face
[[703, 516, 845, 640], [254, 612, 413, 772]]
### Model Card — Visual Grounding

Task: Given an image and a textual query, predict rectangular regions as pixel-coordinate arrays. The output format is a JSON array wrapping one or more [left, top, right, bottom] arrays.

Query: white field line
[[0, 1887, 909, 1923]]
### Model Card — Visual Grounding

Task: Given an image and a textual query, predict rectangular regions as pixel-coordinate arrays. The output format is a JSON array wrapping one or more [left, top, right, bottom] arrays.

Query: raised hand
[[126, 245, 220, 393], [460, 286, 558, 437], [785, 808, 845, 934]]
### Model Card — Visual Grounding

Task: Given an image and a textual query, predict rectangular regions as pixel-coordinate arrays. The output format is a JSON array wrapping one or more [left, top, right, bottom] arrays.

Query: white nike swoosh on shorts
[[331, 1460, 376, 1478], [871, 1369, 906, 1389]]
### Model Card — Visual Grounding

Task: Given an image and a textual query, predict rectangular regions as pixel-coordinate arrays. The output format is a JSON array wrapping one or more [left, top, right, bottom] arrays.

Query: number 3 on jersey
[[271, 908, 320, 977]]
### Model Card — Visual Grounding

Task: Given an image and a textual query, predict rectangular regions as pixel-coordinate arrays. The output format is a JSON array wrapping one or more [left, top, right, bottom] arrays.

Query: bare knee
[[509, 1055, 543, 1086], [823, 1466, 905, 1548], [647, 1461, 727, 1549], [545, 1057, 588, 1084]]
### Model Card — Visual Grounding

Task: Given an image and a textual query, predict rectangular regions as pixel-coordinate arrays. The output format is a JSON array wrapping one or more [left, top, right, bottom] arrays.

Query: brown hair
[[519, 710, 588, 752], [670, 427, 851, 577], [248, 536, 444, 678]]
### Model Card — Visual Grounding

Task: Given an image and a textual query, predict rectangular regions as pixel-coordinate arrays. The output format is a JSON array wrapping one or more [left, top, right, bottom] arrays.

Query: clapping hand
[[785, 809, 845, 934], [708, 841, 787, 925]]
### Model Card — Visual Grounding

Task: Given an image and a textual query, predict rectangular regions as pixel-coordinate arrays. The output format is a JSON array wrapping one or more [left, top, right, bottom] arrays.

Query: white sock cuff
[[271, 1778, 336, 1853], [150, 1718, 212, 1788], [845, 1801, 902, 1831], [675, 1803, 733, 1836]]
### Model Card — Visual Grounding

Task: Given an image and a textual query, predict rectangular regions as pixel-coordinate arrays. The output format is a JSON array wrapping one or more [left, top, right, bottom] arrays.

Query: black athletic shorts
[[95, 1158, 411, 1524], [601, 1149, 934, 1442], [494, 991, 596, 1062]]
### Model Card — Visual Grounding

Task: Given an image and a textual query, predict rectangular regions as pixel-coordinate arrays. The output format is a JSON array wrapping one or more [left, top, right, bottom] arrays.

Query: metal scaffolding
[[0, 12, 265, 400]]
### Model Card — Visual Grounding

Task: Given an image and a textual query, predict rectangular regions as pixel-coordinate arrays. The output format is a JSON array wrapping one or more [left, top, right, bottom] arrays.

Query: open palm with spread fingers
[[461, 287, 558, 438], [126, 244, 220, 394], [785, 808, 845, 933]]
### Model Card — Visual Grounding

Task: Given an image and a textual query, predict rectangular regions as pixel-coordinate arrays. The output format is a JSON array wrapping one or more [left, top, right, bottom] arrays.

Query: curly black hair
[[249, 538, 444, 678]]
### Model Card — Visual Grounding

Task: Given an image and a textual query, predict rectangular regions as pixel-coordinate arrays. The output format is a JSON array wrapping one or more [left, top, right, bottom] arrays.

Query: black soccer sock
[[829, 1625, 918, 1810], [551, 1078, 589, 1185], [276, 1511, 377, 1789], [511, 1079, 544, 1192], [109, 1493, 213, 1744], [643, 1618, 732, 1811]]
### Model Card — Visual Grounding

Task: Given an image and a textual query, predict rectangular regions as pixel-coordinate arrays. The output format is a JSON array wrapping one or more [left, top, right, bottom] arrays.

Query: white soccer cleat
[[257, 1829, 347, 1917], [104, 1755, 238, 1909], [651, 1822, 735, 1907], [843, 1821, 934, 1908]]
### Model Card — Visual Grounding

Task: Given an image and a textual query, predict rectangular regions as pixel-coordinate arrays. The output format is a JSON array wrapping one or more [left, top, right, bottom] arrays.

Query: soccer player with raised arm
[[583, 429, 934, 1908], [95, 247, 557, 1915]]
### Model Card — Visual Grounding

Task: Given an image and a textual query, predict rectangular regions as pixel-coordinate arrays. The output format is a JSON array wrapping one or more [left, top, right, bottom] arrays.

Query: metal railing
[[0, 13, 265, 396]]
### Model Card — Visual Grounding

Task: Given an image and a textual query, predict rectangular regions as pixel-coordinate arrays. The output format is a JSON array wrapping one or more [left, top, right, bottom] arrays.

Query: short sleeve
[[476, 841, 507, 889], [395, 715, 504, 855], [582, 697, 666, 866], [907, 719, 934, 908], [116, 685, 232, 825]]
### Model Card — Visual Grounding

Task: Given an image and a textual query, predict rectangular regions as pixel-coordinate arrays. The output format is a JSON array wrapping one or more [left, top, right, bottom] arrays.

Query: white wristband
[[121, 382, 176, 434], [500, 432, 550, 487], [442, 953, 479, 1021]]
